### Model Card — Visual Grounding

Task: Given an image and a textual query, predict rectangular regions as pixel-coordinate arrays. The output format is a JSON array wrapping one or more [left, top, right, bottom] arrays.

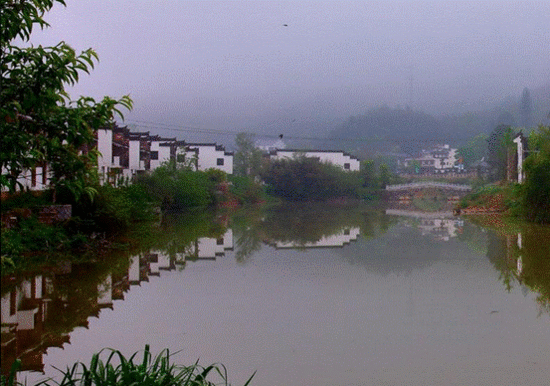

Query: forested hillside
[[327, 83, 550, 158]]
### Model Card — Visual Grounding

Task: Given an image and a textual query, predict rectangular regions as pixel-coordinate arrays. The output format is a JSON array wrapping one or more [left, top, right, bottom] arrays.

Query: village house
[[267, 149, 361, 171], [96, 125, 234, 184], [400, 144, 460, 174], [184, 143, 234, 174], [0, 163, 51, 196], [149, 135, 176, 170]]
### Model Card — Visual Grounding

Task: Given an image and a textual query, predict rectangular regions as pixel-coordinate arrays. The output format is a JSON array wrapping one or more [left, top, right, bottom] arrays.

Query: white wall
[[148, 251, 172, 273], [188, 145, 233, 174], [97, 128, 113, 182], [196, 230, 234, 258], [97, 129, 113, 168], [150, 142, 172, 170], [129, 139, 142, 172]]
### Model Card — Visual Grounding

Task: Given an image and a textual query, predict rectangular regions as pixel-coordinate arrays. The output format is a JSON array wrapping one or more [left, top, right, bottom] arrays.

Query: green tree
[[261, 156, 361, 201], [137, 165, 216, 210], [233, 132, 263, 177], [1, 0, 132, 199], [458, 133, 488, 168], [521, 125, 550, 223], [379, 163, 390, 188], [486, 124, 514, 182], [361, 159, 377, 187]]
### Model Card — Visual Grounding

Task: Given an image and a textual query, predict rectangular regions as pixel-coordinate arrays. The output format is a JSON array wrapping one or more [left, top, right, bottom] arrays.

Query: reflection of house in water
[[196, 230, 234, 259], [128, 230, 234, 284], [1, 231, 233, 378], [270, 228, 360, 249], [1, 276, 57, 374], [386, 209, 463, 241], [1, 266, 127, 377]]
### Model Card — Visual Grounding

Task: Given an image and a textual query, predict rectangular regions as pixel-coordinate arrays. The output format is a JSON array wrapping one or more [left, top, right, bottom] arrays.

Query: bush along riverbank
[[2, 345, 255, 386], [1, 167, 266, 274], [1, 184, 156, 273]]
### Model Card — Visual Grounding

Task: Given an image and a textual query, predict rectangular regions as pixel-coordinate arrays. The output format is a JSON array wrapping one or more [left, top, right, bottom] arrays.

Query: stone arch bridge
[[385, 182, 472, 204]]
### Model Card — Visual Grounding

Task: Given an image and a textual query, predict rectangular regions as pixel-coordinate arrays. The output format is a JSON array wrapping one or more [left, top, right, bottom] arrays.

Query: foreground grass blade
[[17, 346, 255, 386]]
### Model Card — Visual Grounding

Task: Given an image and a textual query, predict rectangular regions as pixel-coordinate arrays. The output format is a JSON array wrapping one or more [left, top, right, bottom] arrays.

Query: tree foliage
[[361, 160, 377, 187], [233, 132, 263, 177], [486, 124, 513, 182], [521, 125, 550, 223], [1, 0, 132, 198], [261, 156, 361, 201], [458, 133, 488, 168], [137, 164, 226, 210]]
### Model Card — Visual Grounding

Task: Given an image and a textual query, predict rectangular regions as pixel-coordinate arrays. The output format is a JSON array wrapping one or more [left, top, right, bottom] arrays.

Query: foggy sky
[[28, 1, 550, 140]]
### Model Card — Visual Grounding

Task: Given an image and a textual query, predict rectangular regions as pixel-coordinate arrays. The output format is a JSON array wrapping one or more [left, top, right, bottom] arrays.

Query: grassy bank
[[456, 184, 518, 214], [457, 181, 549, 225]]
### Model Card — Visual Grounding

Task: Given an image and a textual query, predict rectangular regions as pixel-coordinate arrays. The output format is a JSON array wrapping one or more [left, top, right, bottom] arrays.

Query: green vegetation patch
[[2, 345, 255, 386]]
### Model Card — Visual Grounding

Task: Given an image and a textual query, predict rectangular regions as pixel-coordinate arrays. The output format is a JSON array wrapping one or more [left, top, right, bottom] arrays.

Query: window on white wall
[[150, 151, 159, 160], [217, 158, 224, 166], [344, 163, 350, 170]]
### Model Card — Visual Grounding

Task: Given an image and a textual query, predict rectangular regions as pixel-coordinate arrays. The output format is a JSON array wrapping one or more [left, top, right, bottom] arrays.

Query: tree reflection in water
[[482, 220, 550, 316]]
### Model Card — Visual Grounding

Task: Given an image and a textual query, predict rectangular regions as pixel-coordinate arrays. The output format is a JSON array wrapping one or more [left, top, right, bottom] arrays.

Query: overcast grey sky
[[29, 1, 550, 138]]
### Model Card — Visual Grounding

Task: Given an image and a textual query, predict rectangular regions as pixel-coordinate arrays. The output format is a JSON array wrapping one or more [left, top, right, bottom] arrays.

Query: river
[[2, 204, 549, 385]]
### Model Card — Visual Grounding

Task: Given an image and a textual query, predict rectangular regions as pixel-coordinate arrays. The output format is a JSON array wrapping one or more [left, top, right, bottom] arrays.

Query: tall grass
[[2, 346, 254, 386]]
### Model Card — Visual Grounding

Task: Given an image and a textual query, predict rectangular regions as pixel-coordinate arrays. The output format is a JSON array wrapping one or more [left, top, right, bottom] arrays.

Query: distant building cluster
[[398, 144, 462, 174]]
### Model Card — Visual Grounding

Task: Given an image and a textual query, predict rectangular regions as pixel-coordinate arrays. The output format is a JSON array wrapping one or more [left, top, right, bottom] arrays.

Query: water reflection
[[231, 203, 396, 260], [483, 223, 550, 315], [1, 210, 231, 379], [1, 205, 549, 381], [1, 258, 130, 376], [386, 209, 464, 241]]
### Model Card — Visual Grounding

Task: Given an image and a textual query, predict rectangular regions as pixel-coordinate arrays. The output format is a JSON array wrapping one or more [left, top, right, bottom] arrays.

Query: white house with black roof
[[267, 149, 360, 171], [185, 143, 234, 174], [149, 136, 176, 170]]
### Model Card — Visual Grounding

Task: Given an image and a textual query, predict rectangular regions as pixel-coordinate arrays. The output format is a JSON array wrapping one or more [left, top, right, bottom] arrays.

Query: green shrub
[[2, 345, 255, 386], [261, 157, 362, 201], [522, 157, 550, 223], [137, 166, 216, 210], [229, 176, 266, 204]]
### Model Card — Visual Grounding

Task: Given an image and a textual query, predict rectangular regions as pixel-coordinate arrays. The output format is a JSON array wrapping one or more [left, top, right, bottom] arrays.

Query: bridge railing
[[386, 182, 472, 191]]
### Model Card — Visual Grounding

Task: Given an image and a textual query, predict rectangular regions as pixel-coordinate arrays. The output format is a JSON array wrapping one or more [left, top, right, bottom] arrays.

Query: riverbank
[[455, 183, 521, 216]]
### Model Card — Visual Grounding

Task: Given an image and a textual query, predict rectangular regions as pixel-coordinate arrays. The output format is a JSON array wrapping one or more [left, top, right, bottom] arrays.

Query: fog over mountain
[[28, 1, 550, 143]]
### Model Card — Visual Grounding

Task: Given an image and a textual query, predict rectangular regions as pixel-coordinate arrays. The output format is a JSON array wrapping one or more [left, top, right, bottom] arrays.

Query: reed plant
[[2, 346, 254, 386]]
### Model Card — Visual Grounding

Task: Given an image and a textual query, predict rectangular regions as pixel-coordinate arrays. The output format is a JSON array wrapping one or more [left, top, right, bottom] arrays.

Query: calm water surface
[[2, 205, 549, 385]]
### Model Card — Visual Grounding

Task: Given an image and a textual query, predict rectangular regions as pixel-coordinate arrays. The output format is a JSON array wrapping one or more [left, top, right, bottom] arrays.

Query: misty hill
[[327, 106, 440, 156], [437, 83, 550, 141], [326, 83, 549, 158]]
